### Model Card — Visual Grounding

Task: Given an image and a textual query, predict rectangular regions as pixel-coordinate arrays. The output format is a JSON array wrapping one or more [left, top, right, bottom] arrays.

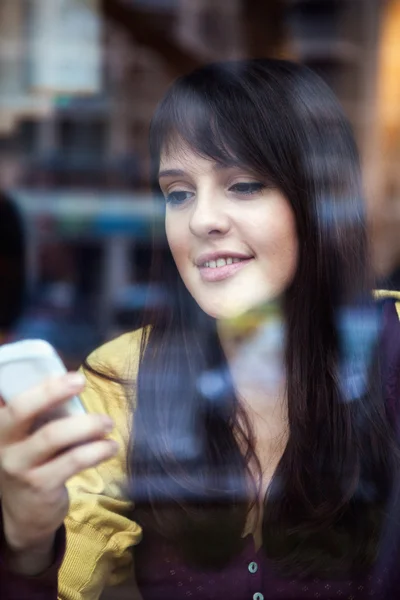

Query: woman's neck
[[217, 301, 287, 419], [217, 302, 288, 519]]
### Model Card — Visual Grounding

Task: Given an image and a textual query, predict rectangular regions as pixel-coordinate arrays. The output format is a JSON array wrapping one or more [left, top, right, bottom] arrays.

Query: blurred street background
[[1, 1, 400, 597], [1, 0, 400, 372]]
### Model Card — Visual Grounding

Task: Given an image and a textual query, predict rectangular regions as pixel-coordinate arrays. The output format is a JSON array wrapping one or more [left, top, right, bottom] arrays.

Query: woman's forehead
[[159, 147, 216, 180], [159, 137, 202, 166], [159, 141, 245, 178]]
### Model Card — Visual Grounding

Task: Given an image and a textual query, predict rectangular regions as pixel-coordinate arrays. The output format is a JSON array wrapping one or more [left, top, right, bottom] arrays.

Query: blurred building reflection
[[0, 0, 399, 375]]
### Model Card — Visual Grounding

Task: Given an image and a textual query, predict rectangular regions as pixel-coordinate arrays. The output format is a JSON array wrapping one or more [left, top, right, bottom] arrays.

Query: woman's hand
[[0, 372, 118, 574]]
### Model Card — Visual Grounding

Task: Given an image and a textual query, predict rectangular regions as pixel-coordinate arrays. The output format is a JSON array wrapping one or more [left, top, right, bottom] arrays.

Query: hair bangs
[[150, 87, 242, 175], [149, 69, 280, 187]]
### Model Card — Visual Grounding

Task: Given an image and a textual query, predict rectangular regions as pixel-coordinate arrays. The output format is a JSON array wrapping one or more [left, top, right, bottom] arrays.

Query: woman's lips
[[198, 258, 253, 282]]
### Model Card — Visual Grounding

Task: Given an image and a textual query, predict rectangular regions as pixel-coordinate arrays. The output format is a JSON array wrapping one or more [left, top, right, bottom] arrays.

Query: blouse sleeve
[[57, 330, 144, 600]]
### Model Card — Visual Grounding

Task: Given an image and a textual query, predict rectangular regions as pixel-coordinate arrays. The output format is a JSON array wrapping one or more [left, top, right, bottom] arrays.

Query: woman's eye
[[229, 182, 265, 195], [165, 191, 193, 205]]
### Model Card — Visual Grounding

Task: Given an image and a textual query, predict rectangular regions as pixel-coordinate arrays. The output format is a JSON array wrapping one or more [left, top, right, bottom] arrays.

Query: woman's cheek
[[165, 218, 187, 270]]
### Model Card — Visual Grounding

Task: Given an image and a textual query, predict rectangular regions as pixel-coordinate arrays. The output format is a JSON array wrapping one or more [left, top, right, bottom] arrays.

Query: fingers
[[0, 373, 86, 440], [1, 413, 115, 473], [26, 439, 119, 491]]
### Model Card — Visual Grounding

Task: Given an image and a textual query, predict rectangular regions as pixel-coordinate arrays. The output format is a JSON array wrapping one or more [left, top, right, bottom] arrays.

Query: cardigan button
[[248, 561, 258, 574]]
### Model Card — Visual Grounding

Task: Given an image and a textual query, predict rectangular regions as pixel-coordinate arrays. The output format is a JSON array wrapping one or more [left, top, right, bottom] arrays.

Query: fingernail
[[66, 372, 86, 387], [102, 417, 114, 432], [108, 440, 119, 452]]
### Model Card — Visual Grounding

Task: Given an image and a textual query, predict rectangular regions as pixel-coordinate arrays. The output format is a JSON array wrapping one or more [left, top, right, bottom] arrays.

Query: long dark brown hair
[[87, 59, 399, 578]]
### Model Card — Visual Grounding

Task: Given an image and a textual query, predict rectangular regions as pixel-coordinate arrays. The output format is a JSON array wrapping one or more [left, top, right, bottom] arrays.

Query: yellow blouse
[[59, 329, 143, 600]]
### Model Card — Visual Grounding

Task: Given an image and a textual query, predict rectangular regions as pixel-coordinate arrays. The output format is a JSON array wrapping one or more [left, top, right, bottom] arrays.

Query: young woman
[[1, 59, 400, 600]]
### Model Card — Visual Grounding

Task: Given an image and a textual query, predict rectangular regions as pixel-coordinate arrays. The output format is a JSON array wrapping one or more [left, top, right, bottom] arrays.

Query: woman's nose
[[188, 193, 230, 238]]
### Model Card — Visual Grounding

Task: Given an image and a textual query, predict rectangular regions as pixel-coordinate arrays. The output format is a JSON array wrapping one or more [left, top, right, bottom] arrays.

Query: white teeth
[[202, 257, 245, 268]]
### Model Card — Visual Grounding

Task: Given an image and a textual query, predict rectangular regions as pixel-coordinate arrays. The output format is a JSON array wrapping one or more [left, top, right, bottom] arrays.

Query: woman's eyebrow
[[158, 168, 186, 179], [158, 163, 247, 180], [159, 164, 237, 178]]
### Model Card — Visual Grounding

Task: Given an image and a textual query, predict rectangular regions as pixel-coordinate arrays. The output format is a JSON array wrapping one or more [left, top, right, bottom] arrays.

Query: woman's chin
[[199, 300, 249, 321], [199, 296, 283, 322]]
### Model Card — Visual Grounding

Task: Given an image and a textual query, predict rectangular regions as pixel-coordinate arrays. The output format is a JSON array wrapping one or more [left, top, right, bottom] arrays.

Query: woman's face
[[159, 144, 298, 319]]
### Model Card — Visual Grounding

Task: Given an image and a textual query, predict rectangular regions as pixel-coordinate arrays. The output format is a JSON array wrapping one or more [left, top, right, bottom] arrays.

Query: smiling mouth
[[201, 257, 246, 269], [197, 256, 254, 282]]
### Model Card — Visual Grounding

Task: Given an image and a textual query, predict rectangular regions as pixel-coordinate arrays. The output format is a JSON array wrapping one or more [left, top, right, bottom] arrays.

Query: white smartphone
[[0, 339, 86, 427]]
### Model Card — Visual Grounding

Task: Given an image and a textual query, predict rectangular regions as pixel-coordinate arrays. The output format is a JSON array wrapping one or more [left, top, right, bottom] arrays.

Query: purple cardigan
[[1, 300, 400, 600], [0, 518, 65, 600]]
